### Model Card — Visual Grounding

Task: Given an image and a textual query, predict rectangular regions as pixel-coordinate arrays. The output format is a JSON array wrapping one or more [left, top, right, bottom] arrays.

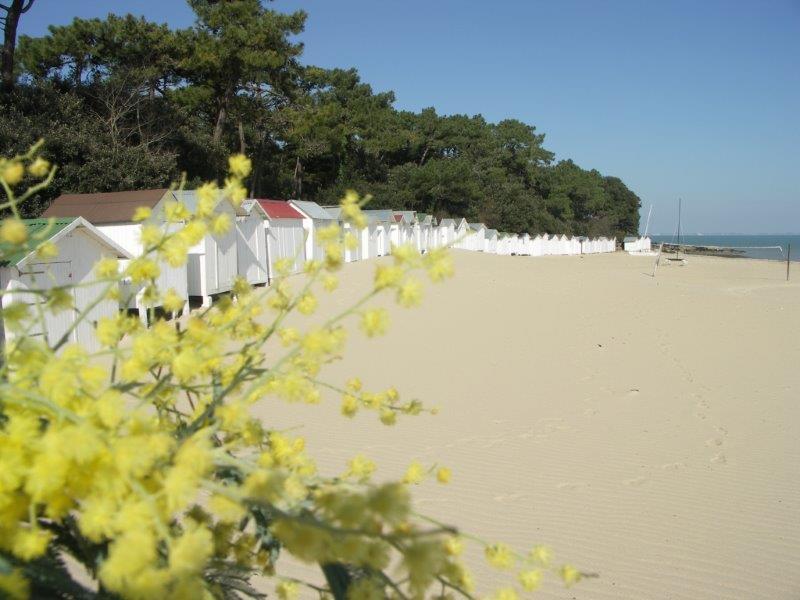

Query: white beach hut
[[322, 205, 365, 263], [393, 211, 416, 247], [361, 210, 393, 258], [257, 199, 307, 277], [236, 200, 269, 287], [468, 223, 486, 252], [519, 233, 532, 256], [414, 214, 433, 252], [289, 200, 337, 262], [484, 229, 498, 253], [1, 217, 131, 353], [531, 234, 544, 257], [453, 219, 471, 250], [437, 219, 456, 247], [42, 189, 189, 319], [170, 189, 239, 307]]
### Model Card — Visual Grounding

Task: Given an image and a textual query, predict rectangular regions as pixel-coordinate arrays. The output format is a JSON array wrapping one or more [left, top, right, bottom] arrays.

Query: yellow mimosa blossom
[[296, 293, 317, 315], [35, 240, 59, 259], [169, 523, 213, 576], [1, 160, 24, 185], [210, 213, 232, 236], [94, 257, 119, 278], [360, 308, 389, 337], [224, 177, 247, 207], [162, 288, 185, 313], [529, 545, 552, 566], [11, 527, 52, 560], [397, 278, 423, 308], [341, 394, 359, 417], [345, 454, 376, 482], [346, 377, 362, 392], [560, 564, 581, 587], [180, 219, 207, 245], [485, 543, 515, 570], [374, 264, 403, 290], [132, 206, 152, 222], [0, 218, 27, 244], [127, 258, 160, 282], [436, 467, 452, 484], [322, 273, 339, 291], [28, 156, 51, 178], [518, 569, 542, 591], [379, 408, 397, 426], [164, 200, 190, 222], [443, 536, 464, 556], [0, 569, 28, 599], [210, 494, 246, 524], [402, 460, 425, 485], [489, 588, 519, 600], [228, 153, 252, 178]]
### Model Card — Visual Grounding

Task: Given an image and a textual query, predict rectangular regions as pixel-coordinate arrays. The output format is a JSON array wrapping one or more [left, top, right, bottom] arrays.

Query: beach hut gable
[[1, 217, 131, 353], [236, 200, 269, 286], [288, 200, 337, 262], [257, 199, 307, 277], [171, 189, 239, 305]]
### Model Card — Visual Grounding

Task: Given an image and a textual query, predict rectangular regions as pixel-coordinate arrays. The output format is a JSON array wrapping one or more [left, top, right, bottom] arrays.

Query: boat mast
[[676, 198, 682, 258], [643, 204, 653, 238]]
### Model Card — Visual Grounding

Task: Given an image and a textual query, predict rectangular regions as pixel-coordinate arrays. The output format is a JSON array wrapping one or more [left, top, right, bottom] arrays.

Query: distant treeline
[[0, 0, 640, 238]]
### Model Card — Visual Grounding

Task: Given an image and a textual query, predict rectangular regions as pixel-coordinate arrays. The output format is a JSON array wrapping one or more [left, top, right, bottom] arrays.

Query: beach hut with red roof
[[256, 199, 307, 277]]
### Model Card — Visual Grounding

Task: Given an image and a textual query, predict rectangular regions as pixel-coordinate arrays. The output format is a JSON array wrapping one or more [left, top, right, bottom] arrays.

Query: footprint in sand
[[661, 462, 685, 470], [695, 412, 707, 420], [557, 482, 588, 490], [696, 399, 710, 409], [627, 388, 640, 397], [705, 437, 723, 447], [715, 426, 728, 436], [623, 476, 649, 486], [710, 452, 727, 464], [493, 492, 527, 502]]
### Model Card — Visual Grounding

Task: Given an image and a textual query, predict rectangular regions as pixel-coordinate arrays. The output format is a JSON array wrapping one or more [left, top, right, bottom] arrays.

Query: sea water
[[650, 235, 800, 262]]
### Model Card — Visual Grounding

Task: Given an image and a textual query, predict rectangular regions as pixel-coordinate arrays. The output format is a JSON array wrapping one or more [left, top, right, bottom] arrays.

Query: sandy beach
[[257, 251, 800, 599]]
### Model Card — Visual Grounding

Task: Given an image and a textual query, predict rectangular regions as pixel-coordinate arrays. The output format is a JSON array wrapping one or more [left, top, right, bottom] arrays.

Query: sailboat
[[627, 204, 658, 256], [666, 198, 687, 264]]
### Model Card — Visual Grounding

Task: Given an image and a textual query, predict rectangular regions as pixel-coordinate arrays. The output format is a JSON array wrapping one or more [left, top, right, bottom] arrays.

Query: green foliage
[[3, 2, 641, 237]]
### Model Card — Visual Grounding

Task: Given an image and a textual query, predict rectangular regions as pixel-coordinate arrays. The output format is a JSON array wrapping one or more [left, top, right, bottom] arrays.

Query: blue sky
[[19, 0, 800, 233]]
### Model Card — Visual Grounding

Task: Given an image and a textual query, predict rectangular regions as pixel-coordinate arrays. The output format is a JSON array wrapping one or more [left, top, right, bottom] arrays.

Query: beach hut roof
[[361, 209, 394, 224], [416, 213, 433, 225], [170, 189, 243, 216], [439, 218, 455, 226], [485, 229, 498, 237], [256, 199, 304, 220], [1, 217, 132, 267], [623, 236, 638, 242], [240, 199, 268, 218], [320, 205, 343, 219], [289, 199, 334, 220], [468, 222, 486, 232], [393, 211, 415, 223], [42, 189, 170, 224]]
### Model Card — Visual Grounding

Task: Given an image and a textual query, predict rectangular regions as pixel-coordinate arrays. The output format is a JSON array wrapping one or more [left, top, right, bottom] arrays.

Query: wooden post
[[787, 243, 791, 281]]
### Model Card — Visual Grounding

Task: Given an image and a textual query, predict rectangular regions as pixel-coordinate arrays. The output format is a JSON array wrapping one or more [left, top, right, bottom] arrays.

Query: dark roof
[[256, 199, 304, 220], [42, 189, 169, 224]]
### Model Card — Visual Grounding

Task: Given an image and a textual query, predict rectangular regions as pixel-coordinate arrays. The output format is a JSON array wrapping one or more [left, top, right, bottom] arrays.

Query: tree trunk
[[212, 101, 227, 144], [1, 0, 34, 94], [238, 119, 246, 155], [293, 156, 302, 199]]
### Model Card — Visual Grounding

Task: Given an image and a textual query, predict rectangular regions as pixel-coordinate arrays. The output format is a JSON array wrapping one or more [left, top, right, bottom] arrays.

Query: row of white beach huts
[[1, 190, 620, 352]]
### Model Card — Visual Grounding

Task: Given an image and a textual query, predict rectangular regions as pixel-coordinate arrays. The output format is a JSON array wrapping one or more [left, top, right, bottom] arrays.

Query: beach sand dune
[[257, 251, 800, 599]]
